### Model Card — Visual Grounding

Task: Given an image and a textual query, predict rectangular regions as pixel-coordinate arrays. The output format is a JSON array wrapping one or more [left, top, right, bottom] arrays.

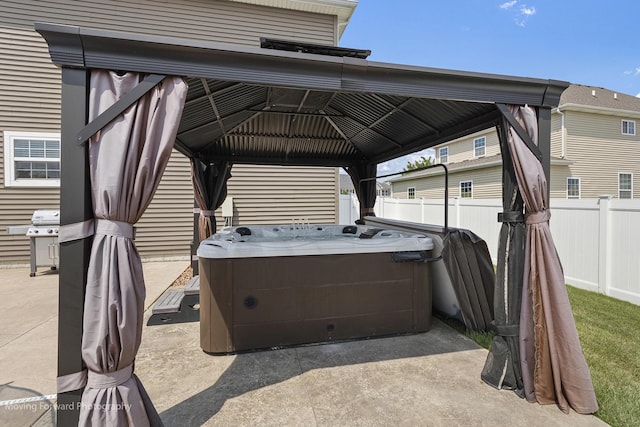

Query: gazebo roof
[[36, 22, 569, 168]]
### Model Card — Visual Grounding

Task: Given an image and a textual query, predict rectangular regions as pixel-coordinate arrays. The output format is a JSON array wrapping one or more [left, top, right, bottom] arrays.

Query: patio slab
[[0, 262, 608, 426], [137, 316, 607, 427]]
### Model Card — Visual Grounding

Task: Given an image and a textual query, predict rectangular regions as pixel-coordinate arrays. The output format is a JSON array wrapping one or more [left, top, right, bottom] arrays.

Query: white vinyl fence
[[339, 194, 640, 306]]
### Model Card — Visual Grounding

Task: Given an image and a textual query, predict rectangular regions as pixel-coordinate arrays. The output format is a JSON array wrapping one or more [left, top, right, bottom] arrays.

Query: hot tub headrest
[[342, 225, 358, 235], [236, 227, 252, 236]]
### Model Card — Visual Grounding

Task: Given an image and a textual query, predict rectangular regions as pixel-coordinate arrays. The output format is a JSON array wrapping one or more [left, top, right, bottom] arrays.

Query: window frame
[[618, 172, 633, 199], [566, 177, 581, 199], [407, 187, 416, 199], [473, 136, 486, 158], [460, 180, 473, 199], [3, 131, 61, 188], [621, 120, 636, 136], [439, 147, 449, 164]]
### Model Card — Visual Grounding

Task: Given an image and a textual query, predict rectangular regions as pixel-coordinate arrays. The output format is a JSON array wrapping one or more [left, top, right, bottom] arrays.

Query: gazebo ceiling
[[36, 22, 570, 168]]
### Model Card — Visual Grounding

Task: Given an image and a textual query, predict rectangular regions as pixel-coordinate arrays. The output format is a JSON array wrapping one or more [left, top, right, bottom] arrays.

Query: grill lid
[[31, 210, 60, 226]]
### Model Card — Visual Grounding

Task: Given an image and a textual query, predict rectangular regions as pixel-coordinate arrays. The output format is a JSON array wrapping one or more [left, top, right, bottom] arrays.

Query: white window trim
[[621, 120, 636, 136], [618, 172, 633, 199], [407, 187, 416, 199], [439, 147, 449, 164], [460, 180, 473, 198], [566, 177, 581, 199], [473, 136, 486, 158], [3, 131, 61, 188]]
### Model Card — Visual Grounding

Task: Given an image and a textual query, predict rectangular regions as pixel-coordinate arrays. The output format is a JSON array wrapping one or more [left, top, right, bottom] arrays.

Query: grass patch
[[566, 285, 640, 427], [437, 286, 640, 426]]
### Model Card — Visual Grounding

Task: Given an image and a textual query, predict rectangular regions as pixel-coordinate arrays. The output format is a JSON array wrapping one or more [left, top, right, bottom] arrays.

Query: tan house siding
[[435, 130, 501, 164], [549, 164, 573, 199], [563, 110, 640, 199], [135, 151, 195, 259], [0, 0, 339, 264], [396, 105, 640, 201], [0, 24, 61, 264], [218, 165, 338, 226], [391, 166, 502, 200], [550, 112, 563, 158], [1, 0, 336, 46]]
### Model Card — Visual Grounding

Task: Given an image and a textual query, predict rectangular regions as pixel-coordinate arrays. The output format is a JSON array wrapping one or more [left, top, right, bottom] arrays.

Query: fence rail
[[339, 194, 640, 306]]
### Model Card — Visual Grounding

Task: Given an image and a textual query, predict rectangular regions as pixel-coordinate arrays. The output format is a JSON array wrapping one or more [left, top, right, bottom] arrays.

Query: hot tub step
[[184, 275, 200, 296], [152, 289, 184, 314], [148, 287, 200, 326]]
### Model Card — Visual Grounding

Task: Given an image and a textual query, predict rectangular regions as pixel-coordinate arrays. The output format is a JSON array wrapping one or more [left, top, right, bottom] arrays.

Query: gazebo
[[36, 22, 597, 425]]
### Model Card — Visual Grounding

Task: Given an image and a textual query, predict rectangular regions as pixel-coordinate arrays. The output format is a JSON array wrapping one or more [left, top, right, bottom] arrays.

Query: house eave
[[556, 103, 640, 118], [222, 0, 358, 39], [389, 157, 574, 183]]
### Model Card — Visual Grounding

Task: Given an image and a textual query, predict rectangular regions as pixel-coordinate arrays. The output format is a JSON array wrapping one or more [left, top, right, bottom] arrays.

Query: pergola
[[36, 22, 596, 426]]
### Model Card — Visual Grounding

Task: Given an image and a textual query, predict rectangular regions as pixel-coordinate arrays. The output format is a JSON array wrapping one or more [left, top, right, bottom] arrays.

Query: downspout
[[556, 105, 566, 158]]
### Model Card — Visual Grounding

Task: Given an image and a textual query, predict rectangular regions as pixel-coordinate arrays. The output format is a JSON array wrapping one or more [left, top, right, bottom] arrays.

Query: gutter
[[556, 106, 566, 158]]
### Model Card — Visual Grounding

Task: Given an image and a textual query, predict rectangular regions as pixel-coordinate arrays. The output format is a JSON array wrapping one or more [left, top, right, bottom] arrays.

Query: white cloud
[[500, 1, 517, 9], [520, 5, 536, 15], [637, 93, 640, 98], [501, 2, 536, 27], [624, 67, 640, 76]]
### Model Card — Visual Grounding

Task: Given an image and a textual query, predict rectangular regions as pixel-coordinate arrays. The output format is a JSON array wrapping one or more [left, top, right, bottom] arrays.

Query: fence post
[[598, 195, 611, 295], [454, 197, 460, 228]]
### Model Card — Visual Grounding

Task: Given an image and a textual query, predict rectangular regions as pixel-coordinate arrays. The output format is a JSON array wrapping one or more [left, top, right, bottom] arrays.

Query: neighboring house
[[339, 174, 391, 197], [0, 0, 355, 265], [390, 84, 640, 200]]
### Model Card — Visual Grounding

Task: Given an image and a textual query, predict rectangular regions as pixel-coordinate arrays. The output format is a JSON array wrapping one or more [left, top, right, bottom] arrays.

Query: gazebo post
[[57, 67, 92, 425], [191, 199, 200, 275], [537, 107, 552, 200]]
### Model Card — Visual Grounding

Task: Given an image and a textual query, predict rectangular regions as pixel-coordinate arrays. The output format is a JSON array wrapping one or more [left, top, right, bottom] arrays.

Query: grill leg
[[30, 237, 36, 277]]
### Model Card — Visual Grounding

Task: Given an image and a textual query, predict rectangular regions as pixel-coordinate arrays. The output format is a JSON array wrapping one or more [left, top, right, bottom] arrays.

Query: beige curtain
[[79, 70, 187, 425], [190, 159, 232, 241], [505, 105, 598, 414]]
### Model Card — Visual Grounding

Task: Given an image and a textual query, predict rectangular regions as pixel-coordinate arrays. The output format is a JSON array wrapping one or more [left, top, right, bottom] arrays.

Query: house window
[[407, 187, 416, 199], [622, 120, 636, 136], [3, 131, 61, 187], [567, 177, 580, 199], [460, 181, 473, 198], [619, 173, 633, 199], [439, 147, 448, 164], [473, 136, 486, 157]]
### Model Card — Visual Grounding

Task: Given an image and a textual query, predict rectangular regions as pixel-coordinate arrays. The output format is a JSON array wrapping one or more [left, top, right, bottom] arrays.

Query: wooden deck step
[[184, 275, 200, 296], [151, 289, 185, 315]]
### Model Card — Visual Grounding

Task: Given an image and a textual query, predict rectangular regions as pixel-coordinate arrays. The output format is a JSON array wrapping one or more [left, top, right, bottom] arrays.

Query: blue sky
[[338, 1, 640, 175]]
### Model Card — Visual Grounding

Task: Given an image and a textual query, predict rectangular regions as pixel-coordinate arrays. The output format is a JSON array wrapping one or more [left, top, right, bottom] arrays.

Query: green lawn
[[438, 285, 640, 427]]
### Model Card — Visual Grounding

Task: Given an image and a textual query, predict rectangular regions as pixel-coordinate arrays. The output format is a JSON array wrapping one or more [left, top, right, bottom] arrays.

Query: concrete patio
[[0, 261, 607, 426]]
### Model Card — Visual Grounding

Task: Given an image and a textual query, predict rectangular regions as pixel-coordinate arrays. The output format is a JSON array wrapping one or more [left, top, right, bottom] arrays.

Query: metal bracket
[[496, 103, 542, 162], [76, 73, 166, 144]]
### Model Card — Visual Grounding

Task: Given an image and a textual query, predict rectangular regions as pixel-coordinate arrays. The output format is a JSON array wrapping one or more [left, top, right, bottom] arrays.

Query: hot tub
[[197, 224, 434, 354]]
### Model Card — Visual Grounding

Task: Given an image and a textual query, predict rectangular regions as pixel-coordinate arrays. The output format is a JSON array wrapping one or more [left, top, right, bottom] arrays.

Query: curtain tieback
[[524, 210, 550, 225], [57, 369, 88, 394], [59, 219, 95, 244], [95, 219, 134, 239], [87, 364, 134, 389], [193, 207, 214, 216], [59, 218, 134, 242], [57, 364, 133, 393]]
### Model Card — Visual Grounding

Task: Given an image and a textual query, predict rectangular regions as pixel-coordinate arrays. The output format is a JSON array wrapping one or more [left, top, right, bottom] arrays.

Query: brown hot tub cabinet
[[198, 225, 434, 354]]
